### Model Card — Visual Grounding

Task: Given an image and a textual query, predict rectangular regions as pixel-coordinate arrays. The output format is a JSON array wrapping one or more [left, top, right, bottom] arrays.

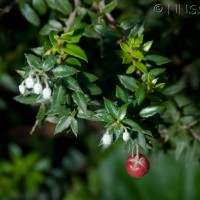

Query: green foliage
[[0, 0, 197, 169], [0, 144, 50, 199]]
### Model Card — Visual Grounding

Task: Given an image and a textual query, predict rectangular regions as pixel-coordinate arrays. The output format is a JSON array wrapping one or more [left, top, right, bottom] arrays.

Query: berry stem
[[131, 144, 139, 159]]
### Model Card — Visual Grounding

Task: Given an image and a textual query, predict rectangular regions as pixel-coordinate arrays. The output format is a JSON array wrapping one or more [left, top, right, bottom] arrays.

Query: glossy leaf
[[104, 98, 118, 118], [52, 86, 67, 106], [117, 104, 127, 121], [143, 41, 153, 52], [53, 65, 78, 78], [122, 118, 143, 132], [25, 54, 42, 69], [150, 68, 166, 76], [66, 57, 81, 67], [135, 84, 146, 104], [136, 62, 147, 73], [46, 0, 72, 15], [64, 44, 88, 62], [116, 85, 128, 104], [20, 3, 40, 26], [72, 92, 87, 112], [118, 75, 138, 92], [32, 0, 47, 15], [139, 106, 165, 118], [55, 115, 72, 134], [42, 54, 56, 71], [103, 0, 117, 13], [64, 76, 82, 92], [14, 95, 38, 105], [146, 54, 171, 65], [71, 118, 78, 136]]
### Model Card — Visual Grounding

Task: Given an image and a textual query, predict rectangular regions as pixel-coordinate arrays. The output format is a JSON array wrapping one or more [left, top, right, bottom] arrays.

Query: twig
[[30, 120, 39, 134], [99, 0, 115, 24], [184, 125, 200, 143], [0, 0, 19, 17], [65, 0, 80, 28]]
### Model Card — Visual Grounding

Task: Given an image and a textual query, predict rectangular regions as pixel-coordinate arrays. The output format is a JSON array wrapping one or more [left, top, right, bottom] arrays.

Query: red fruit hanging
[[126, 145, 150, 178]]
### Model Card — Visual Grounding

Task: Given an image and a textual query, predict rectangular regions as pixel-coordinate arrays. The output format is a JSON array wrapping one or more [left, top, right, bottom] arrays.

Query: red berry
[[126, 154, 150, 178]]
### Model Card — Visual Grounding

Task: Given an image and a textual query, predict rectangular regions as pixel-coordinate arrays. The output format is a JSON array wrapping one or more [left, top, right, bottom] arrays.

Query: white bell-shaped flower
[[102, 133, 112, 146], [25, 76, 34, 89], [19, 83, 26, 94], [42, 87, 52, 99], [33, 82, 43, 94], [122, 131, 130, 142]]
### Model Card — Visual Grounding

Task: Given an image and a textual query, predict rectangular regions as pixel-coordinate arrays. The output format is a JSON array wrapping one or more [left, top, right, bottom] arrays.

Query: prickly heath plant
[[14, 0, 200, 163]]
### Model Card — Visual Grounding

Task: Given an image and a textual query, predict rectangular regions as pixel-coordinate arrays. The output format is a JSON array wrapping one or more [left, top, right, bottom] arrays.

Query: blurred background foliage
[[0, 0, 200, 199]]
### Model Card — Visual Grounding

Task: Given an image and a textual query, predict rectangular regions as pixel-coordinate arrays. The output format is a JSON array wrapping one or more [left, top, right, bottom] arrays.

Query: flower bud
[[25, 76, 34, 89], [102, 133, 112, 146], [19, 83, 26, 94], [42, 87, 51, 99], [122, 131, 130, 142], [33, 82, 43, 94]]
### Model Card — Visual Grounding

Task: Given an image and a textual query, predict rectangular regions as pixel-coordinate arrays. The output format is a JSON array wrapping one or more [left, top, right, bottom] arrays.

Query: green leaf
[[119, 42, 129, 52], [150, 68, 166, 76], [14, 95, 38, 105], [126, 65, 136, 74], [66, 57, 81, 67], [137, 132, 146, 149], [118, 75, 138, 92], [95, 110, 115, 123], [103, 0, 117, 13], [129, 19, 145, 37], [46, 0, 72, 15], [78, 110, 96, 120], [104, 98, 118, 118], [42, 54, 56, 71], [164, 83, 185, 96], [115, 50, 132, 64], [84, 83, 102, 95], [143, 41, 153, 52], [78, 72, 98, 82], [133, 35, 144, 48], [139, 106, 165, 118], [52, 86, 67, 106], [117, 104, 127, 121], [69, 24, 85, 43], [146, 54, 171, 65], [135, 62, 147, 73], [72, 92, 87, 112], [49, 30, 58, 45], [132, 50, 144, 59], [71, 118, 78, 136], [20, 3, 40, 26], [53, 65, 78, 78], [40, 20, 63, 35], [94, 25, 120, 40], [63, 44, 88, 62], [116, 85, 128, 104], [36, 104, 46, 121], [32, 0, 47, 15], [135, 84, 146, 104], [55, 115, 72, 134], [122, 118, 143, 132], [64, 76, 82, 92], [25, 54, 42, 69]]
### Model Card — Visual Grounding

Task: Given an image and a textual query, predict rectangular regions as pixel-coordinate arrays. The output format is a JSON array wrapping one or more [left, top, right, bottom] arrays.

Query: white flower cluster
[[19, 71, 52, 99]]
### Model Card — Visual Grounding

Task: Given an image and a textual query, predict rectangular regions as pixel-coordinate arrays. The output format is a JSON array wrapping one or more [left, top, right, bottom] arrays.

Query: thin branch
[[99, 0, 115, 24], [65, 0, 80, 28], [184, 125, 200, 143], [0, 0, 19, 17], [30, 120, 39, 135]]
